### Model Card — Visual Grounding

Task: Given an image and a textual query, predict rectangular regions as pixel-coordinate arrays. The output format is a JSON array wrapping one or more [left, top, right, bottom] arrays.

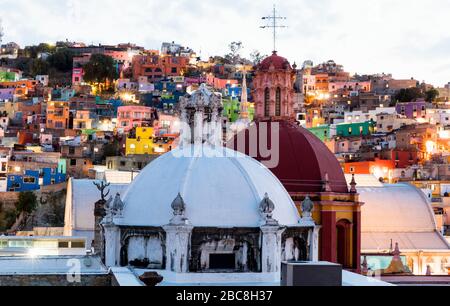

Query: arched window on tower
[[276, 87, 281, 116], [264, 88, 270, 117]]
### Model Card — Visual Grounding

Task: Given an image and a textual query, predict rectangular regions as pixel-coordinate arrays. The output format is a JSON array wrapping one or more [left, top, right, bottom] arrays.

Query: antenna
[[260, 4, 287, 53]]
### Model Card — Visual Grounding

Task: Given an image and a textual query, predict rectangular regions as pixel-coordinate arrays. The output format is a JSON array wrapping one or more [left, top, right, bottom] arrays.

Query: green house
[[335, 121, 375, 137], [0, 71, 17, 82], [308, 125, 331, 142], [222, 98, 255, 123]]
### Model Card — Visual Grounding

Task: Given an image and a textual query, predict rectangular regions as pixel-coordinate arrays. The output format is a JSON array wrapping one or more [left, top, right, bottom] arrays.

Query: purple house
[[0, 88, 14, 101], [396, 100, 427, 119]]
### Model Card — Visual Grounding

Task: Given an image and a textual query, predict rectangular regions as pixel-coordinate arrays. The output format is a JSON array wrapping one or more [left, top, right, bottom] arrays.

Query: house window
[[70, 159, 76, 166], [23, 177, 36, 184], [58, 241, 69, 248]]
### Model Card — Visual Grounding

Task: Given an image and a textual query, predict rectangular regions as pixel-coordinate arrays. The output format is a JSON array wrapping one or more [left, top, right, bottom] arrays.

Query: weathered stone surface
[[0, 274, 112, 286]]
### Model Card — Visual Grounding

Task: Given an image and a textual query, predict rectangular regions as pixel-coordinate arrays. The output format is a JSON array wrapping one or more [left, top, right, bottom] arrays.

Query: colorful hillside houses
[[222, 97, 255, 123], [308, 125, 332, 142], [336, 121, 375, 137], [6, 167, 66, 192]]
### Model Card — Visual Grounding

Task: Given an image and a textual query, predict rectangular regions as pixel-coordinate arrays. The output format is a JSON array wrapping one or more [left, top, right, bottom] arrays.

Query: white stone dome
[[119, 145, 301, 228]]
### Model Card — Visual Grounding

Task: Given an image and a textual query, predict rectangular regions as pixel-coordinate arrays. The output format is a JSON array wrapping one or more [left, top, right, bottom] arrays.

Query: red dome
[[258, 51, 292, 71], [227, 120, 349, 194]]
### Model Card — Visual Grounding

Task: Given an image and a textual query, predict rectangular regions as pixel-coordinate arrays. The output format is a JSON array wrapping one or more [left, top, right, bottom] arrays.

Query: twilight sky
[[1, 0, 449, 86]]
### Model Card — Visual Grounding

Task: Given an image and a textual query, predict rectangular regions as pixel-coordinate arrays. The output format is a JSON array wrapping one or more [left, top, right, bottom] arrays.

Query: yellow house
[[126, 127, 155, 156], [126, 127, 177, 156]]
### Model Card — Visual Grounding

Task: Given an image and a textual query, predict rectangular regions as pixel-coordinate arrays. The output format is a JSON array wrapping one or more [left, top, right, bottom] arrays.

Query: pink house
[[72, 68, 84, 85], [116, 106, 155, 133], [72, 54, 91, 85]]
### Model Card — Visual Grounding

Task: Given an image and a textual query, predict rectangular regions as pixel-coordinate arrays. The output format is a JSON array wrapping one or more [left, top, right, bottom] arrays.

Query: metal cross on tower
[[260, 5, 287, 52]]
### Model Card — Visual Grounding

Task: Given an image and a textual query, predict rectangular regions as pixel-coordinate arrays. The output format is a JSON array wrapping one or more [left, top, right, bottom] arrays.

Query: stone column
[[163, 224, 194, 273], [260, 225, 285, 273], [103, 223, 120, 267], [310, 225, 321, 262]]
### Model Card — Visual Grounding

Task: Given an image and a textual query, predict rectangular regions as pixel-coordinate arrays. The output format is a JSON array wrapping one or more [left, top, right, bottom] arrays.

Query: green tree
[[250, 50, 266, 65], [47, 48, 74, 72], [103, 139, 120, 158], [16, 191, 38, 214], [394, 87, 424, 103], [425, 88, 439, 102], [83, 54, 118, 92], [23, 43, 55, 59], [29, 58, 49, 76], [225, 41, 244, 65]]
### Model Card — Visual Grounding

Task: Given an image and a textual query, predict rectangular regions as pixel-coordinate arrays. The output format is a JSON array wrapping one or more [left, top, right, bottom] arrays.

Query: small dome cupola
[[178, 84, 223, 148]]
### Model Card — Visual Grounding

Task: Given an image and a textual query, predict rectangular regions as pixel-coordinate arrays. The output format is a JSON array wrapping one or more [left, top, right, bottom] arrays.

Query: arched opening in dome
[[276, 87, 281, 116], [264, 88, 270, 117]]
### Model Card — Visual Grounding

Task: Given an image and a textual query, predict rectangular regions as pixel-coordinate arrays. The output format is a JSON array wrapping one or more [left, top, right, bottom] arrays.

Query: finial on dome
[[361, 256, 369, 275], [171, 193, 186, 216], [301, 195, 314, 220], [111, 193, 124, 213], [170, 193, 190, 225], [350, 174, 357, 194], [260, 193, 279, 226], [383, 242, 413, 275]]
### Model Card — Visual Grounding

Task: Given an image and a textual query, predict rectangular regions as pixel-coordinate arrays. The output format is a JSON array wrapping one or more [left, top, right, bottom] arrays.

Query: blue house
[[7, 170, 40, 192], [7, 168, 66, 192]]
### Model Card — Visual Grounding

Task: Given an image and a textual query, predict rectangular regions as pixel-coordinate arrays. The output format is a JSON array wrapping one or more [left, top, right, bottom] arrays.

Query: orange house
[[46, 101, 70, 130], [132, 54, 189, 81], [206, 74, 239, 90], [344, 159, 396, 182], [0, 80, 38, 90], [314, 73, 329, 92]]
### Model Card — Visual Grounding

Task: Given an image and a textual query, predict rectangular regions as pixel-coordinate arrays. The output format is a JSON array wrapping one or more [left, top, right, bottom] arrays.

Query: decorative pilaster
[[260, 225, 285, 273], [163, 193, 194, 273], [163, 224, 194, 273], [103, 222, 120, 267]]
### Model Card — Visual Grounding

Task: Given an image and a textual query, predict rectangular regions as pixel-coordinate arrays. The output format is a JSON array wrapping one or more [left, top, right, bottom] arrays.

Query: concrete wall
[[0, 274, 112, 286]]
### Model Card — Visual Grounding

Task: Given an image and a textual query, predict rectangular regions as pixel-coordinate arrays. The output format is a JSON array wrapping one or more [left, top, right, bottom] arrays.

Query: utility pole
[[260, 5, 287, 52]]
